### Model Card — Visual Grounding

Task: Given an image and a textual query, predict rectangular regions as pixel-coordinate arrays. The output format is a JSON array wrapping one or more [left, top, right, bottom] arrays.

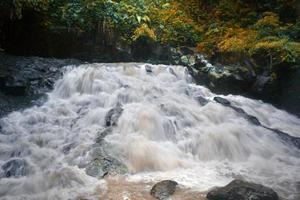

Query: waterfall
[[0, 63, 299, 200]]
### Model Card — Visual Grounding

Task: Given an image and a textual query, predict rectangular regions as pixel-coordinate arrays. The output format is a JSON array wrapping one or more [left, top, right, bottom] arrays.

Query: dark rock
[[214, 97, 231, 106], [230, 106, 261, 126], [150, 180, 178, 200], [214, 97, 298, 149], [247, 115, 261, 126], [3, 76, 28, 96], [207, 179, 279, 200], [168, 67, 177, 77], [179, 46, 195, 55], [1, 159, 30, 178], [195, 96, 209, 106], [62, 142, 77, 154], [131, 36, 156, 60], [264, 127, 300, 149], [105, 106, 123, 127], [145, 65, 153, 73], [0, 53, 82, 117], [252, 75, 271, 92], [194, 54, 207, 68], [231, 106, 246, 114]]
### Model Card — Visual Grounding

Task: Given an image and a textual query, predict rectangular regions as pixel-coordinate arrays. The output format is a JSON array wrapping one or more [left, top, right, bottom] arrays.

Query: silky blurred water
[[0, 63, 299, 200]]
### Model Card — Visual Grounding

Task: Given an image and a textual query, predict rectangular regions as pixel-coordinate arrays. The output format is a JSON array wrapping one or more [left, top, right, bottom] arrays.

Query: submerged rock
[[145, 65, 153, 73], [265, 128, 300, 149], [105, 106, 123, 127], [150, 180, 178, 200], [1, 158, 30, 178], [212, 96, 300, 149], [195, 96, 209, 106], [207, 179, 279, 200]]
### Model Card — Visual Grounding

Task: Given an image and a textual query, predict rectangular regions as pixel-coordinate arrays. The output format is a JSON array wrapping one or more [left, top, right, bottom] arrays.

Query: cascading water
[[0, 63, 299, 200]]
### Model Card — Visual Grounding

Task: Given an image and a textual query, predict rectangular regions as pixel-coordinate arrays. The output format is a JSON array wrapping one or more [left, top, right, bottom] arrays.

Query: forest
[[1, 0, 300, 66]]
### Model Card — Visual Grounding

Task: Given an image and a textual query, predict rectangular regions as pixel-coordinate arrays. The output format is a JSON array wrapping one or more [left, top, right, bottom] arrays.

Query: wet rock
[[252, 75, 271, 92], [1, 159, 30, 178], [150, 180, 178, 200], [145, 65, 153, 73], [85, 150, 127, 178], [0, 53, 82, 117], [179, 46, 195, 55], [195, 96, 209, 106], [230, 106, 261, 126], [105, 106, 123, 127], [207, 179, 279, 200], [3, 76, 28, 96], [265, 128, 300, 149], [180, 55, 196, 67], [214, 97, 231, 106], [246, 115, 261, 126], [213, 96, 298, 149], [62, 142, 77, 154], [180, 55, 190, 66]]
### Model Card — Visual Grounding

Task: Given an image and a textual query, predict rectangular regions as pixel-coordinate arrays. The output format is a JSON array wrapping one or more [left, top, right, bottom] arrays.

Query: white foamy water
[[0, 63, 299, 200]]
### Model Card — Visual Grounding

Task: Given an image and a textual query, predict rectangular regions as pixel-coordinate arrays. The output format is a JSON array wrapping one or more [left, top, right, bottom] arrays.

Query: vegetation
[[1, 0, 300, 68]]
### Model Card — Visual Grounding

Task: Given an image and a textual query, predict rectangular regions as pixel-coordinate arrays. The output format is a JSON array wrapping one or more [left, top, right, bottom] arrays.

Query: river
[[0, 63, 299, 200]]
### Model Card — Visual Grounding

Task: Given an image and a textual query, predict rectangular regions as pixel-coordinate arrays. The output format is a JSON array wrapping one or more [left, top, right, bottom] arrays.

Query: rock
[[85, 147, 127, 178], [105, 106, 123, 127], [180, 55, 190, 66], [246, 115, 261, 126], [150, 180, 178, 200], [145, 65, 153, 73], [62, 142, 77, 154], [214, 97, 231, 106], [179, 46, 195, 55], [179, 55, 196, 67], [264, 127, 300, 149], [3, 76, 28, 96], [1, 159, 30, 178], [195, 96, 209, 106], [131, 36, 156, 60], [0, 53, 82, 117], [207, 179, 279, 200], [252, 75, 271, 92], [213, 97, 298, 149], [168, 67, 177, 77]]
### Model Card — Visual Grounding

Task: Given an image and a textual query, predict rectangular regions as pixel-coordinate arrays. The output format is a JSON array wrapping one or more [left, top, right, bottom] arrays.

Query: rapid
[[0, 63, 299, 200]]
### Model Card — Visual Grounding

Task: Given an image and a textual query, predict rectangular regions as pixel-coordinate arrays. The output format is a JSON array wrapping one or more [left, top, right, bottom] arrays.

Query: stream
[[0, 63, 299, 200]]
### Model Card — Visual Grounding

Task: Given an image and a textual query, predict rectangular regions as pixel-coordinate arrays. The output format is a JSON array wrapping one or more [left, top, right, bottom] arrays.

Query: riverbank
[[1, 51, 299, 118]]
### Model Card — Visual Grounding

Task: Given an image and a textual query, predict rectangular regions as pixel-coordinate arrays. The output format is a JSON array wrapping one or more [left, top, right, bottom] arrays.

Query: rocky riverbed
[[0, 62, 299, 200]]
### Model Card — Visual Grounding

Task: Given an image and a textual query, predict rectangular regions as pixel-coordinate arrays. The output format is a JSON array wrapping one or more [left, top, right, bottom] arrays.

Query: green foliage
[[2, 0, 299, 67]]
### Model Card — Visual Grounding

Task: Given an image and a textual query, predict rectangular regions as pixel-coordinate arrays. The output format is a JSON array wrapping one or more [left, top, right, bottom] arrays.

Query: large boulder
[[85, 146, 127, 179], [85, 156, 127, 178], [0, 53, 81, 117], [150, 180, 178, 200], [207, 179, 279, 200]]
